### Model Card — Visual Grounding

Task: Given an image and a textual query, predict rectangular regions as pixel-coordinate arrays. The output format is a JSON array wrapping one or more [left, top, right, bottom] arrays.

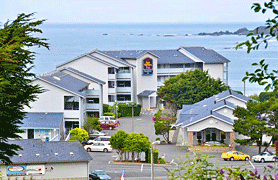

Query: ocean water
[[32, 22, 278, 95]]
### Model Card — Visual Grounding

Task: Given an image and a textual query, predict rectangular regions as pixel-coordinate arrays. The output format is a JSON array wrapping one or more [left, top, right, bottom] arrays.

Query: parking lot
[[88, 111, 277, 179]]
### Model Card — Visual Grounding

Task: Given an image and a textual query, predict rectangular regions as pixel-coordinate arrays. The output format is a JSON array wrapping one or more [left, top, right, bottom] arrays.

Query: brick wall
[[230, 132, 235, 149], [188, 132, 193, 147], [190, 146, 230, 152]]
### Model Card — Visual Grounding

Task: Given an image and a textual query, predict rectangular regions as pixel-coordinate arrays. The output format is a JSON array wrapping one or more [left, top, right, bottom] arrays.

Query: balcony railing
[[108, 74, 116, 79], [85, 90, 100, 96], [157, 68, 196, 74], [116, 87, 132, 93], [108, 88, 116, 94], [117, 73, 131, 79], [85, 104, 100, 110]]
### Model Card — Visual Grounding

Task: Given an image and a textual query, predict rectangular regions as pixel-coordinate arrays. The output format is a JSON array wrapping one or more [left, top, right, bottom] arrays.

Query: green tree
[[248, 94, 260, 101], [153, 110, 177, 143], [83, 116, 102, 133], [0, 13, 49, 164], [157, 69, 227, 116], [69, 128, 89, 142], [110, 130, 129, 161], [233, 99, 278, 154], [123, 132, 151, 162]]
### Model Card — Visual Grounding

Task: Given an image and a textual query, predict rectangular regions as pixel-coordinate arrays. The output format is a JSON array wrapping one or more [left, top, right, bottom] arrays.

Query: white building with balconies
[[54, 46, 230, 109]]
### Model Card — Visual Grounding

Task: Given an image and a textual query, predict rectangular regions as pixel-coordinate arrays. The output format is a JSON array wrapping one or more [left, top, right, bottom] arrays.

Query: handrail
[[65, 133, 71, 141]]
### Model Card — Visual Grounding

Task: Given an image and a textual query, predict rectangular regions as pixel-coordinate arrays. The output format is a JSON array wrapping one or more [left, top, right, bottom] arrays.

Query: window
[[108, 95, 115, 102], [117, 95, 131, 101], [170, 64, 183, 68], [108, 67, 115, 74], [117, 67, 130, 73], [86, 98, 99, 104], [64, 96, 79, 110], [117, 81, 131, 87], [108, 81, 115, 88], [184, 63, 192, 68]]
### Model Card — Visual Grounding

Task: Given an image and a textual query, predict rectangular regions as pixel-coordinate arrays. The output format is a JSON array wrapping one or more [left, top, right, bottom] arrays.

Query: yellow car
[[221, 151, 250, 161]]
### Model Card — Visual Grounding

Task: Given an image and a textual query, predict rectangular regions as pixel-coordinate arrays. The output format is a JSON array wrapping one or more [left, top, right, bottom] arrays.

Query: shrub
[[103, 112, 115, 117], [161, 140, 166, 144], [156, 138, 160, 141], [147, 148, 159, 164], [158, 157, 166, 164], [118, 103, 142, 117], [103, 104, 110, 113]]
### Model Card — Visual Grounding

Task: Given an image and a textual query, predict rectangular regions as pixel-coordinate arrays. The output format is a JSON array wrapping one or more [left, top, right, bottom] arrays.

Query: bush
[[148, 149, 159, 164], [103, 112, 115, 117], [158, 157, 166, 164], [103, 104, 110, 113], [118, 103, 142, 117], [156, 138, 160, 141], [161, 140, 166, 144]]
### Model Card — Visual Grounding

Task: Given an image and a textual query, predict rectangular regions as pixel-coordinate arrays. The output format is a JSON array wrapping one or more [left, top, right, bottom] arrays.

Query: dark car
[[100, 121, 117, 130], [89, 170, 111, 180]]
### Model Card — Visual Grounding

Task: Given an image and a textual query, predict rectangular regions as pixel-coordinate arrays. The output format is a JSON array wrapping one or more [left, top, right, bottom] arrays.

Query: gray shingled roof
[[181, 47, 230, 63], [38, 71, 88, 97], [20, 113, 63, 129], [101, 47, 229, 64], [179, 111, 233, 127], [6, 139, 92, 164], [137, 90, 156, 97], [63, 67, 106, 85]]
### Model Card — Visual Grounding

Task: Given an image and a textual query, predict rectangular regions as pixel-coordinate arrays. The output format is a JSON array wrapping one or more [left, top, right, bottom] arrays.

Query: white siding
[[215, 107, 236, 120], [187, 117, 233, 132], [225, 96, 246, 108], [203, 63, 224, 81], [92, 52, 128, 67]]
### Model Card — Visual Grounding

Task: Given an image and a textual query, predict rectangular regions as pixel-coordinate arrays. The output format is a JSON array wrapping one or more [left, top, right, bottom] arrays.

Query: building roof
[[137, 90, 156, 97], [177, 90, 250, 127], [100, 46, 229, 64], [181, 47, 230, 63], [5, 139, 92, 164], [38, 71, 88, 97], [62, 67, 106, 85], [20, 113, 63, 129]]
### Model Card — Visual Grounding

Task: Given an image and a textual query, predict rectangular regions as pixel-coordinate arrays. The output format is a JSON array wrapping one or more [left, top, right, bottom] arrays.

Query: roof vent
[[173, 54, 178, 57], [214, 101, 216, 104], [36, 154, 40, 157], [70, 152, 74, 156], [224, 100, 226, 105], [190, 117, 193, 122], [203, 105, 207, 107], [190, 109, 193, 114], [210, 110, 213, 115], [55, 153, 59, 156], [19, 154, 22, 157], [53, 76, 61, 81]]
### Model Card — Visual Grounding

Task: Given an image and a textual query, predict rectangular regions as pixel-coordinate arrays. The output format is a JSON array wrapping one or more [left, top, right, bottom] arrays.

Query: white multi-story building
[[24, 46, 230, 139], [56, 46, 230, 109]]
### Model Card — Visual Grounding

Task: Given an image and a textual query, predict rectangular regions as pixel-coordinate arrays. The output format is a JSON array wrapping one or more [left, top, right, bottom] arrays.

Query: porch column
[[188, 132, 193, 147], [230, 132, 235, 149]]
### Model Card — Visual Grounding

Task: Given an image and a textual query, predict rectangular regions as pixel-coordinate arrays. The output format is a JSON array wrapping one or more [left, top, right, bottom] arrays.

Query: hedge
[[118, 103, 142, 117], [103, 104, 109, 114], [103, 112, 115, 117], [147, 148, 159, 164]]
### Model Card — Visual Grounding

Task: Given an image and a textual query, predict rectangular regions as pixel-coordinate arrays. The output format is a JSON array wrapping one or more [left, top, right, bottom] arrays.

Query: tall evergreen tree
[[0, 13, 49, 164]]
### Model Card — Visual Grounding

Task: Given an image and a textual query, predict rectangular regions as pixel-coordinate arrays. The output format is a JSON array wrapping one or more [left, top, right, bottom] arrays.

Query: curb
[[108, 161, 172, 166]]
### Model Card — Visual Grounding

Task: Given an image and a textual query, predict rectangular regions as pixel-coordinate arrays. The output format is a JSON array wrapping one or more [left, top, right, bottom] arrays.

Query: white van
[[88, 136, 111, 144]]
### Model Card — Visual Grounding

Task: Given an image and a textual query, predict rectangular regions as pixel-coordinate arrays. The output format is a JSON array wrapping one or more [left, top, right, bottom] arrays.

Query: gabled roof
[[38, 71, 88, 97], [20, 112, 63, 129], [62, 67, 105, 85], [181, 46, 230, 63], [5, 139, 92, 164], [179, 111, 234, 128], [137, 90, 156, 97]]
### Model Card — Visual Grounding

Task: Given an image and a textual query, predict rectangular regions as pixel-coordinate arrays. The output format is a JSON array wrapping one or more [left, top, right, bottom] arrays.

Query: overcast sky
[[1, 0, 273, 23]]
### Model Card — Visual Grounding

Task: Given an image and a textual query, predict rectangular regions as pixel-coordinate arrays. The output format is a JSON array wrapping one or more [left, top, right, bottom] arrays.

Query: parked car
[[88, 131, 107, 139], [221, 151, 250, 161], [88, 136, 111, 145], [100, 121, 117, 130], [99, 116, 119, 124], [202, 141, 225, 146], [89, 170, 111, 180], [84, 143, 112, 152], [252, 151, 276, 163]]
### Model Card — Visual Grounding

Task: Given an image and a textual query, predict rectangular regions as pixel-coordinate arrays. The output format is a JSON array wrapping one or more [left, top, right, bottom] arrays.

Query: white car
[[252, 151, 276, 163], [84, 143, 112, 153], [99, 116, 119, 124]]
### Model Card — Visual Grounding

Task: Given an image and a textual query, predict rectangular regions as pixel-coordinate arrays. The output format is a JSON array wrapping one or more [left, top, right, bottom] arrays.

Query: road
[[88, 111, 277, 179]]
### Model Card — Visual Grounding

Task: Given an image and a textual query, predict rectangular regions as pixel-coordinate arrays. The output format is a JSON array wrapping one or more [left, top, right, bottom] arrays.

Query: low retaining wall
[[190, 146, 230, 152]]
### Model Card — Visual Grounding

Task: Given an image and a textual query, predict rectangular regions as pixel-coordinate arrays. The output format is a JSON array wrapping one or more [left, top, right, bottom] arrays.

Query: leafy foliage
[[233, 98, 278, 154], [0, 13, 49, 164], [153, 109, 176, 143], [259, 91, 278, 102], [83, 116, 102, 132], [69, 128, 89, 142], [157, 69, 227, 115], [118, 102, 142, 117], [110, 130, 129, 161]]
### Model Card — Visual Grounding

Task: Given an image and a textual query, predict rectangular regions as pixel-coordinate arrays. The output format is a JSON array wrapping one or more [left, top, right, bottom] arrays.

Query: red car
[[100, 121, 118, 130]]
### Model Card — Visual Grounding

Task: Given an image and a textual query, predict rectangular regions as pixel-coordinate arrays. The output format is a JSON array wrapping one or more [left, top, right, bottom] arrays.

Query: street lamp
[[126, 103, 138, 133], [151, 141, 160, 180]]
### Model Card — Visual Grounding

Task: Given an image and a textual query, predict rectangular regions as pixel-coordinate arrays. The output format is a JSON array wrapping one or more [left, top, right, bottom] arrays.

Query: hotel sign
[[142, 58, 153, 76]]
